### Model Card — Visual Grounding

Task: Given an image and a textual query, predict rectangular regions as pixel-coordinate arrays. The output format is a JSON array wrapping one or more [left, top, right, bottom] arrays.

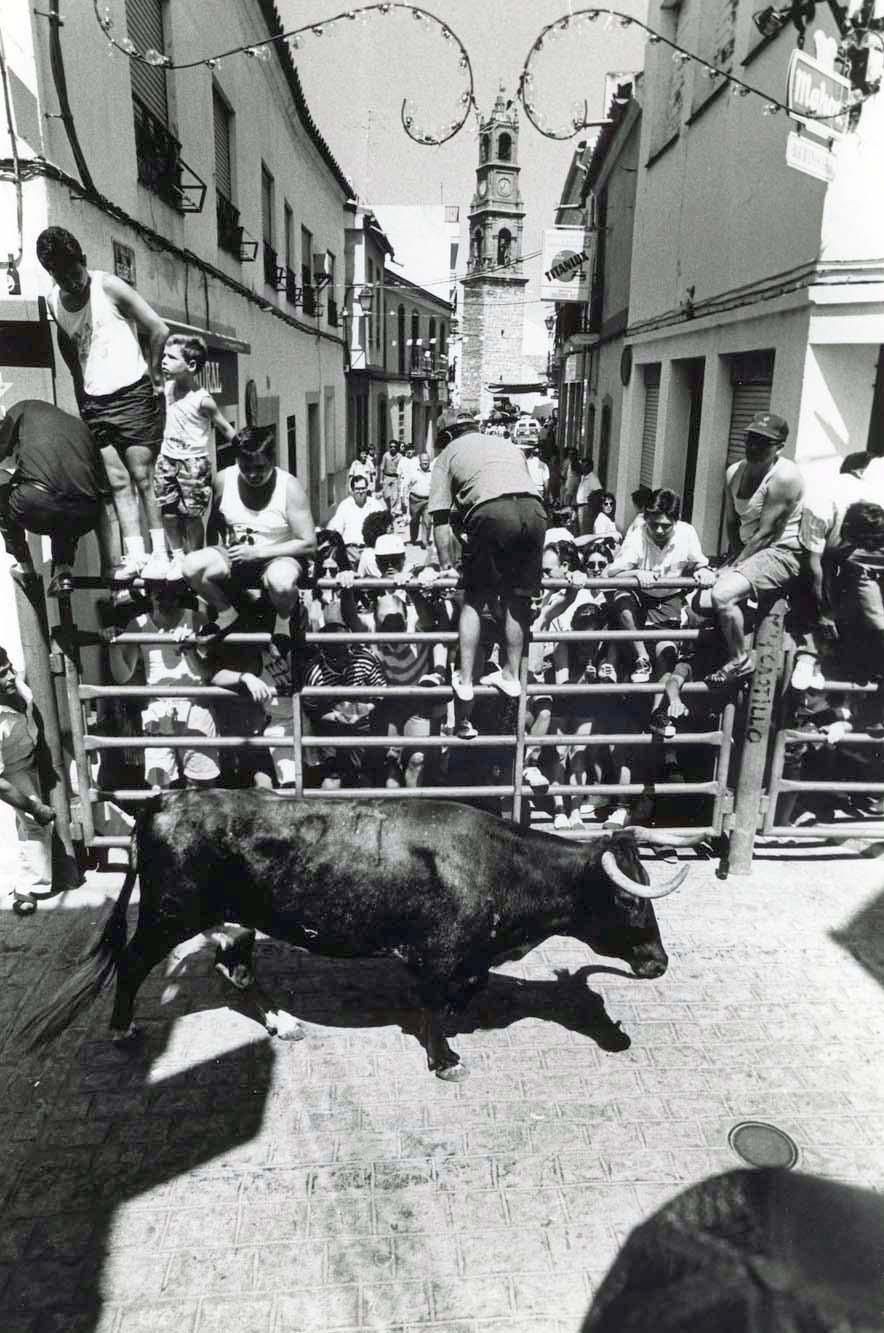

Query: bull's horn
[[624, 828, 708, 848], [601, 849, 687, 900]]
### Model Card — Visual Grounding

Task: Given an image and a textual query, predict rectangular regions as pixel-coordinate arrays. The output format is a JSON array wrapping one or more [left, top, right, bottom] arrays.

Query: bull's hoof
[[111, 1024, 141, 1046], [265, 1010, 305, 1042], [435, 1062, 468, 1082]]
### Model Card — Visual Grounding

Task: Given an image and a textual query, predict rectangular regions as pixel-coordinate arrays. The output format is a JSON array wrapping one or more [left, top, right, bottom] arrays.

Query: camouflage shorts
[[154, 452, 212, 519]]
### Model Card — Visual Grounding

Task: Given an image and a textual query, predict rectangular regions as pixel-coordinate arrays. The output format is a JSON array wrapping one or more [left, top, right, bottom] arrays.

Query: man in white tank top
[[36, 227, 169, 579], [701, 412, 804, 686], [183, 428, 316, 646]]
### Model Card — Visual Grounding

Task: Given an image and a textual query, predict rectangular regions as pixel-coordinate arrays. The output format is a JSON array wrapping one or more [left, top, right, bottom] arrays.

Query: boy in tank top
[[182, 427, 317, 649], [37, 226, 169, 580], [149, 333, 235, 583]]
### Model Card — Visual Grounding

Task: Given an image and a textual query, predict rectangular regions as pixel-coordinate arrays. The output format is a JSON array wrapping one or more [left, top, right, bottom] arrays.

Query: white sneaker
[[568, 809, 586, 830], [791, 653, 817, 691], [553, 812, 570, 831], [113, 551, 148, 581], [141, 551, 170, 582], [604, 807, 629, 829], [522, 765, 550, 793], [451, 669, 474, 702], [166, 552, 186, 583]]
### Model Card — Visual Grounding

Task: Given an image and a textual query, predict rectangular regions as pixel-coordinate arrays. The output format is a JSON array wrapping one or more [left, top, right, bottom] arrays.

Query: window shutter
[[727, 353, 775, 468], [639, 365, 661, 488], [213, 92, 231, 200], [125, 0, 168, 124]]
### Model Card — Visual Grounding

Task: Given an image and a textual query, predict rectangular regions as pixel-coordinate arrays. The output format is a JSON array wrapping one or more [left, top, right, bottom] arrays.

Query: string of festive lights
[[516, 6, 879, 141], [92, 1, 476, 147]]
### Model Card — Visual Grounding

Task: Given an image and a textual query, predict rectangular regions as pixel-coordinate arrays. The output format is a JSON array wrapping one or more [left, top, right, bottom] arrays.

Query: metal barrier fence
[[47, 576, 884, 876], [51, 575, 736, 866]]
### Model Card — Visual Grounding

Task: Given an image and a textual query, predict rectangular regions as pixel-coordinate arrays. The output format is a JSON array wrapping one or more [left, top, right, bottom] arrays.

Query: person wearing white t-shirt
[[606, 488, 711, 683]]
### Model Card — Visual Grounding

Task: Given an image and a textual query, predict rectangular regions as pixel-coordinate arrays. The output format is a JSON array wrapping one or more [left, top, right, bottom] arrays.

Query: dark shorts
[[214, 545, 306, 593], [154, 453, 212, 519], [80, 374, 164, 458], [5, 481, 99, 563], [612, 588, 684, 629], [463, 494, 546, 601]]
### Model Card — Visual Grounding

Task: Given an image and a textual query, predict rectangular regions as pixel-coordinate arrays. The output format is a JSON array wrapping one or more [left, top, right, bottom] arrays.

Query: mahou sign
[[541, 227, 592, 304], [786, 49, 850, 140]]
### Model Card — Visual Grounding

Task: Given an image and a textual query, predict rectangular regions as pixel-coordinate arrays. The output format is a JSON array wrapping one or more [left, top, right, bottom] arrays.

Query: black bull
[[21, 793, 698, 1078]]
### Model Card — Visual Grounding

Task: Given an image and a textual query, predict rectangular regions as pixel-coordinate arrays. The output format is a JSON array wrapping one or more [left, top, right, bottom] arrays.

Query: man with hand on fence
[[427, 407, 546, 739], [704, 412, 803, 687], [183, 427, 316, 650]]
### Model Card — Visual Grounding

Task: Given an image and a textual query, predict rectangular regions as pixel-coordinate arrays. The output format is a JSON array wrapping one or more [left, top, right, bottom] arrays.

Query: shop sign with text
[[541, 228, 592, 304]]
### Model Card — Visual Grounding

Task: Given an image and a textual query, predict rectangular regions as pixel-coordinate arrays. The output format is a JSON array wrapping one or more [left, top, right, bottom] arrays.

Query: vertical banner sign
[[541, 228, 592, 304], [786, 50, 850, 141]]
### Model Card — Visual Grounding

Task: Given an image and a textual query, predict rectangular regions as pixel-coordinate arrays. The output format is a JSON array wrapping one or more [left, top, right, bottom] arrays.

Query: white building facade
[[0, 0, 353, 532], [610, 1, 884, 551]]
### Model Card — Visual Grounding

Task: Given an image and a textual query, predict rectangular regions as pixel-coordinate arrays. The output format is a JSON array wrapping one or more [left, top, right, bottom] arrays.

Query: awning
[[532, 401, 556, 420]]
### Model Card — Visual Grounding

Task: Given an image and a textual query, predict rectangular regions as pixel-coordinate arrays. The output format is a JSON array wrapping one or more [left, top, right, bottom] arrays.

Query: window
[[410, 311, 420, 374], [261, 165, 277, 287], [497, 132, 512, 162], [378, 396, 387, 451], [127, 0, 182, 209], [126, 0, 168, 125], [326, 251, 337, 326], [301, 225, 315, 317], [286, 412, 297, 475], [726, 351, 775, 468], [397, 304, 406, 376], [428, 318, 436, 374], [284, 203, 294, 273], [497, 229, 512, 267], [639, 365, 662, 488], [213, 89, 239, 256], [480, 134, 490, 162]]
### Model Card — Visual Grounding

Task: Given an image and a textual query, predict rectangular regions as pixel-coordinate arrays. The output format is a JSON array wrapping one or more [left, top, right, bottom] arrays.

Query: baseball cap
[[374, 533, 406, 557], [438, 406, 479, 432], [746, 411, 789, 444]]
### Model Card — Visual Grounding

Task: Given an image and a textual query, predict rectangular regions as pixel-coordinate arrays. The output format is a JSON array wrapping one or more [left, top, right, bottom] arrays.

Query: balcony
[[133, 97, 206, 213], [285, 267, 300, 306], [327, 297, 339, 327], [409, 353, 445, 380], [263, 242, 284, 291], [301, 278, 316, 318], [216, 192, 242, 259]]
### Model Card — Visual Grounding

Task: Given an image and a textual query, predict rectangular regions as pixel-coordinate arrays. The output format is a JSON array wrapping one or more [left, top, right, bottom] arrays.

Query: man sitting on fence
[[704, 411, 804, 687], [183, 427, 316, 648]]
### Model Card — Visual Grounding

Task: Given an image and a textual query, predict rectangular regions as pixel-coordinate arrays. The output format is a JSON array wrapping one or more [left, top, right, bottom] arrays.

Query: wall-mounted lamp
[[357, 285, 374, 313]]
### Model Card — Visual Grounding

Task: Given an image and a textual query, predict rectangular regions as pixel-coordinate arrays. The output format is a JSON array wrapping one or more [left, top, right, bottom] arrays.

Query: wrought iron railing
[[132, 97, 206, 213], [216, 192, 242, 258]]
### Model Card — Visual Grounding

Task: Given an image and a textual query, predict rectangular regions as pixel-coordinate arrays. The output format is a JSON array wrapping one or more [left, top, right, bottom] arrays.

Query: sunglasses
[[586, 560, 608, 570]]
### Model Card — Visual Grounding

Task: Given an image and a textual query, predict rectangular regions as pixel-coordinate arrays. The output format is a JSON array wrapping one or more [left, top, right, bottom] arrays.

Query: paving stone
[[196, 1296, 274, 1332], [430, 1274, 512, 1321]]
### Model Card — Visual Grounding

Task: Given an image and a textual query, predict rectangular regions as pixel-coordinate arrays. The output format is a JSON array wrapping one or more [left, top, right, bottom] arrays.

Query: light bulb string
[[93, 1, 475, 147], [517, 5, 876, 141]]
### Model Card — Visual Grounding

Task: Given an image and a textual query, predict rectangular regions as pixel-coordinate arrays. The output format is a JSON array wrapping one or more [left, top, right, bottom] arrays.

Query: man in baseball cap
[[700, 409, 804, 687]]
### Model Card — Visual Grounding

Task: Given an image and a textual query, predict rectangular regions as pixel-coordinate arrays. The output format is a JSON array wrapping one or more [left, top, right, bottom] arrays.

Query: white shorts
[[264, 696, 295, 786], [141, 698, 220, 785]]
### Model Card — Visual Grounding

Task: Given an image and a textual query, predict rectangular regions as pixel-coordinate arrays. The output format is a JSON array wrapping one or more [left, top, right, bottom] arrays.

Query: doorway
[[307, 400, 321, 522], [681, 359, 705, 522]]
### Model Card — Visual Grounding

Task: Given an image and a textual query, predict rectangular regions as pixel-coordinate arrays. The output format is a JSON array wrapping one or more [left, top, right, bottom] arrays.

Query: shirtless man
[[703, 412, 804, 686]]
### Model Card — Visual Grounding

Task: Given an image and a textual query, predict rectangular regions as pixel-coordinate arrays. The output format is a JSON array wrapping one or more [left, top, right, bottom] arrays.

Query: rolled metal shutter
[[213, 92, 231, 200], [727, 353, 774, 468], [125, 0, 167, 123], [639, 364, 661, 488]]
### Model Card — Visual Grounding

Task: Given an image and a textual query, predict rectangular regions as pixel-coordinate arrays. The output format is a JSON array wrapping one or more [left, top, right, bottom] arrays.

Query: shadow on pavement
[[831, 879, 884, 993], [1, 903, 275, 1332]]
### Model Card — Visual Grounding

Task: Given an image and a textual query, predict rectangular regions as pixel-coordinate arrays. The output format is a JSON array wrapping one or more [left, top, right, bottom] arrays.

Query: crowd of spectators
[[4, 268, 884, 855]]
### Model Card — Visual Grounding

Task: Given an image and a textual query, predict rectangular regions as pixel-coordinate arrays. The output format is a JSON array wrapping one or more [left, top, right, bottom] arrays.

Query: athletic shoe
[[418, 670, 445, 688], [649, 706, 676, 739], [140, 551, 170, 582], [568, 809, 586, 830], [522, 765, 550, 793], [603, 807, 629, 829], [455, 719, 478, 740], [165, 552, 186, 584], [791, 652, 817, 691], [113, 552, 148, 581], [479, 668, 522, 698], [451, 669, 474, 702], [631, 657, 652, 684], [597, 663, 618, 684], [553, 811, 570, 830]]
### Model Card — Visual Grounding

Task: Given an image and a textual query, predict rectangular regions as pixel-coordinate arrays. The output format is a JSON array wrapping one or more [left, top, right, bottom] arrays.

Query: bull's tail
[[18, 844, 140, 1052]]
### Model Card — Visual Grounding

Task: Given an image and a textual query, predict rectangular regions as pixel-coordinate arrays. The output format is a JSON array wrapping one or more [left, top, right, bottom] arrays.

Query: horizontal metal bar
[[781, 730, 884, 745], [89, 627, 702, 646], [762, 822, 884, 839], [78, 681, 717, 700], [83, 733, 515, 751], [774, 779, 884, 792], [58, 574, 706, 592], [541, 781, 720, 796], [527, 731, 723, 747]]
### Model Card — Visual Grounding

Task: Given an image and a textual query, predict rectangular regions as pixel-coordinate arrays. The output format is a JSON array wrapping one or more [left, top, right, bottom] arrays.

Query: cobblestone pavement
[[1, 814, 883, 1332]]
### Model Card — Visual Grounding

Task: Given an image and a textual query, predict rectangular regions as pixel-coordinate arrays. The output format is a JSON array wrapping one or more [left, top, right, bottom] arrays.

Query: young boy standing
[[148, 334, 235, 581]]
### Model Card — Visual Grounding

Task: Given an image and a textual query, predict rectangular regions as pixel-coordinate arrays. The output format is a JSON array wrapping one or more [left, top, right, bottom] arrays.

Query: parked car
[[513, 417, 540, 442]]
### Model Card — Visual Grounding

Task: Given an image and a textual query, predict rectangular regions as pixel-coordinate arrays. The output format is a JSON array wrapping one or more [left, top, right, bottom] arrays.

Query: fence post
[[13, 575, 83, 889], [728, 595, 787, 876]]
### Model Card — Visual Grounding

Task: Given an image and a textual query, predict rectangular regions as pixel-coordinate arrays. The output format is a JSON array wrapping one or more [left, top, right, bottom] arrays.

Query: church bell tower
[[460, 85, 528, 419]]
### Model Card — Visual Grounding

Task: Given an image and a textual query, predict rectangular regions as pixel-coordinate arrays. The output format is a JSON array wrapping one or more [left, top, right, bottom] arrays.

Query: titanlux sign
[[541, 227, 592, 304], [786, 49, 850, 140]]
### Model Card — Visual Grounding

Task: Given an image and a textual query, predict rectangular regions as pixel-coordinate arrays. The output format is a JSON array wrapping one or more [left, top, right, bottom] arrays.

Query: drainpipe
[[45, 0, 96, 196]]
